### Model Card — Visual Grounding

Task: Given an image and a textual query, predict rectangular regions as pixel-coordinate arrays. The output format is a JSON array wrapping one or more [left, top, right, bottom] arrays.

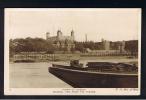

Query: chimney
[[71, 30, 74, 40], [46, 32, 50, 40], [85, 34, 87, 42]]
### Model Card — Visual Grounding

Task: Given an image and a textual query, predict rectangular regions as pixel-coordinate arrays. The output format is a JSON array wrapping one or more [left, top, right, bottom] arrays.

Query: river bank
[[10, 55, 138, 63]]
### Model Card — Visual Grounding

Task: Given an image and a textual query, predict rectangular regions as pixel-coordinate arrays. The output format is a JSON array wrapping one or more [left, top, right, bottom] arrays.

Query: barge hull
[[49, 67, 138, 88]]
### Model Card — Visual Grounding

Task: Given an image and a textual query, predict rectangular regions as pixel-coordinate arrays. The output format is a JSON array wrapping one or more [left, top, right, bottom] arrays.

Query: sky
[[5, 8, 141, 42]]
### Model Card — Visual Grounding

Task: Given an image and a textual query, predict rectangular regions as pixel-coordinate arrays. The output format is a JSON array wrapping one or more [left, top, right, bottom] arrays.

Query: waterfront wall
[[12, 53, 80, 62], [11, 51, 135, 62]]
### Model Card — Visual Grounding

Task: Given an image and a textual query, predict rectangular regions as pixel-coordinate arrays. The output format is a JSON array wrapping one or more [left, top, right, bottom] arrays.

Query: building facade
[[46, 30, 75, 52], [101, 39, 126, 53], [85, 39, 127, 55]]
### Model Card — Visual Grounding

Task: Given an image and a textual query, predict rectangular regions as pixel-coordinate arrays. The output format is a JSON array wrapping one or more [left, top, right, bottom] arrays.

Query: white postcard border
[[4, 8, 141, 95]]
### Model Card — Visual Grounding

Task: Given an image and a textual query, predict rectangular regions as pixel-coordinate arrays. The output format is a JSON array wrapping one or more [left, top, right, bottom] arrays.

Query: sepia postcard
[[4, 8, 141, 95]]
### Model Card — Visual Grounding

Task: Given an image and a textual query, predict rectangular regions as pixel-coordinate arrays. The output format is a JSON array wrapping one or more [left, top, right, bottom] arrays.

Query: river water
[[9, 58, 138, 88], [9, 62, 72, 88]]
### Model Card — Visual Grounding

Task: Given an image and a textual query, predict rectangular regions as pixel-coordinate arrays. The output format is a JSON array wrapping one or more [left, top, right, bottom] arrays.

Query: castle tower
[[46, 32, 50, 40], [104, 40, 110, 50], [118, 41, 125, 53], [71, 30, 75, 40], [102, 39, 110, 50], [121, 41, 125, 52], [57, 30, 62, 39], [101, 38, 104, 42]]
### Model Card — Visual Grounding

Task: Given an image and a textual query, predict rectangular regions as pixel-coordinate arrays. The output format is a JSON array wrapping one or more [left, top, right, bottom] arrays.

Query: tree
[[74, 41, 85, 52], [9, 37, 57, 55], [125, 40, 138, 56]]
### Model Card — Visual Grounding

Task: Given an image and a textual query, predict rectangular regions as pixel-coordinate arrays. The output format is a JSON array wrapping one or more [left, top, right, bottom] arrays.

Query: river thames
[[9, 62, 72, 88], [9, 57, 138, 88]]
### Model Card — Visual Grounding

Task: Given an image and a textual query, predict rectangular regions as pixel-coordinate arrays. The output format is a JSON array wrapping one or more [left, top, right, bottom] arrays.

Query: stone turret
[[57, 30, 62, 39], [104, 40, 110, 50], [119, 41, 125, 53], [102, 39, 110, 50]]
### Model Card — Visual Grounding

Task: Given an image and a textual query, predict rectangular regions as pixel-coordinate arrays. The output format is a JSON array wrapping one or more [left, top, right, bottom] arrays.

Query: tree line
[[9, 37, 138, 56]]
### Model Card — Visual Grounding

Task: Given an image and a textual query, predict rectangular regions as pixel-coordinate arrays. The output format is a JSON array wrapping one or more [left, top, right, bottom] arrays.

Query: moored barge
[[49, 60, 138, 88]]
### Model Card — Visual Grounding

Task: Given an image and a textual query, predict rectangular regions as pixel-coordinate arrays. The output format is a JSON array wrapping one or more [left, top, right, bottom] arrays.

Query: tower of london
[[46, 30, 75, 52]]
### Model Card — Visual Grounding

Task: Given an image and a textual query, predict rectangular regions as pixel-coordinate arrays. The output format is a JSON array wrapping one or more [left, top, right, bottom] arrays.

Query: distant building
[[85, 38, 126, 55], [101, 39, 110, 50], [101, 39, 126, 52], [118, 41, 126, 53], [46, 30, 75, 52]]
